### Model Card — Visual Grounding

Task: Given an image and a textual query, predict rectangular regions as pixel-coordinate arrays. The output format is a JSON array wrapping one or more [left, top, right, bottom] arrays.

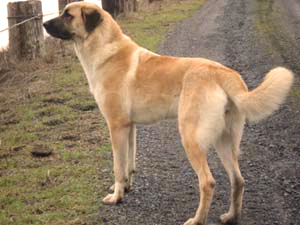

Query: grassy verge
[[0, 62, 110, 225], [119, 0, 206, 51], [254, 0, 300, 110], [0, 0, 206, 224], [254, 0, 281, 58]]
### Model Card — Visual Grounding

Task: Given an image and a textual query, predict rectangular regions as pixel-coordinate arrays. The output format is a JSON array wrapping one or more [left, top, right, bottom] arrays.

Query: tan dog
[[43, 2, 294, 224]]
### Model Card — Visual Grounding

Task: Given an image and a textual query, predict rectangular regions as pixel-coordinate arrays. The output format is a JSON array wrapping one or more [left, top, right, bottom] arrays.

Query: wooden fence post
[[7, 0, 44, 60]]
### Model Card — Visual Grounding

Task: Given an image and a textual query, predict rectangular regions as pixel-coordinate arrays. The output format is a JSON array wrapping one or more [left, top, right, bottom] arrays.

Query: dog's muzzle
[[43, 18, 73, 40]]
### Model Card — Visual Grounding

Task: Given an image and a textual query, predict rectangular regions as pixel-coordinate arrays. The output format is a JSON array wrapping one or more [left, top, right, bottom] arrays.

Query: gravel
[[99, 0, 300, 224]]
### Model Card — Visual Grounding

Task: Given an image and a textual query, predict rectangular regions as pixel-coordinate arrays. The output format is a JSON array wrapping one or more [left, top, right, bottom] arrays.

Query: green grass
[[0, 62, 106, 224], [254, 0, 278, 54], [119, 0, 206, 51], [0, 0, 206, 224], [0, 164, 100, 225]]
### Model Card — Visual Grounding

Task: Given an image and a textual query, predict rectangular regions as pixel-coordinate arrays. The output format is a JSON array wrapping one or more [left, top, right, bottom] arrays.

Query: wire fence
[[0, 12, 58, 34], [0, 0, 102, 49], [0, 0, 102, 34]]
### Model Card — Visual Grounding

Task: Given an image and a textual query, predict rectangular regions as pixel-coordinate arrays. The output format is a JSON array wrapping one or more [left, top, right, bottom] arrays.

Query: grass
[[254, 0, 300, 106], [0, 0, 206, 224], [0, 62, 107, 225], [254, 0, 279, 56], [119, 0, 206, 51]]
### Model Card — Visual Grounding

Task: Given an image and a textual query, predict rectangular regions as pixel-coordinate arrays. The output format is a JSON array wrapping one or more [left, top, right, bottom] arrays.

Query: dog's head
[[43, 2, 103, 40]]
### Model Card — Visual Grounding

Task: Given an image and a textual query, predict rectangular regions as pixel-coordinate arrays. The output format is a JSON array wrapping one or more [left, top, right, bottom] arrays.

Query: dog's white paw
[[109, 184, 115, 192], [183, 218, 203, 225], [102, 193, 123, 205], [109, 183, 131, 193], [220, 212, 238, 224]]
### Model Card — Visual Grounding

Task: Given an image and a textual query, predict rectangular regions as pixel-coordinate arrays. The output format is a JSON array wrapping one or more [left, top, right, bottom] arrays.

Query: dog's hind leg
[[180, 132, 216, 225], [179, 82, 227, 225], [214, 111, 245, 224]]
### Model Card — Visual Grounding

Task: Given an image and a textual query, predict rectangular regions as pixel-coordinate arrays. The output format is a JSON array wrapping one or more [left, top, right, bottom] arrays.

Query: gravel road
[[99, 0, 300, 224]]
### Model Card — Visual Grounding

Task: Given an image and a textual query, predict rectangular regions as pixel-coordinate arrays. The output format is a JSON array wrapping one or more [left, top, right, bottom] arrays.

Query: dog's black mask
[[43, 17, 73, 40]]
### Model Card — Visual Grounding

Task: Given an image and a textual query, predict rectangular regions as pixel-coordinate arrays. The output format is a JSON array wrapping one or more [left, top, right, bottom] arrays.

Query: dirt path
[[99, 0, 300, 224]]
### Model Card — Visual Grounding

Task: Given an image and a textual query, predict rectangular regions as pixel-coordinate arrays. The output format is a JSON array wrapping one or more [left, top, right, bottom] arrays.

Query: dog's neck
[[74, 27, 138, 95], [74, 15, 126, 67]]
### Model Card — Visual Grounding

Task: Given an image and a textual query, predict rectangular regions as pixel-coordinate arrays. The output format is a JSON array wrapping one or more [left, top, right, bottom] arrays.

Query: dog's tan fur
[[43, 2, 294, 224]]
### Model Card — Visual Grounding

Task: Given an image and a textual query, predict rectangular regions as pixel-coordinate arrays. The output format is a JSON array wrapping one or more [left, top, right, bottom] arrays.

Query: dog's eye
[[63, 11, 73, 21]]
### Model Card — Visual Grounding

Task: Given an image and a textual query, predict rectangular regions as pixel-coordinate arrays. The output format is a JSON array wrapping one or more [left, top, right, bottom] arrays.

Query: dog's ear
[[81, 7, 103, 33]]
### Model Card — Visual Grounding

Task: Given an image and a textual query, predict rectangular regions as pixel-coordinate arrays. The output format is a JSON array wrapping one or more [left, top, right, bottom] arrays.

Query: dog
[[43, 2, 294, 224]]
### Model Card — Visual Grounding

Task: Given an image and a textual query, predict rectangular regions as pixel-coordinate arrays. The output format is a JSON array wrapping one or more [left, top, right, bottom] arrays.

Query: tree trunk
[[102, 0, 142, 17]]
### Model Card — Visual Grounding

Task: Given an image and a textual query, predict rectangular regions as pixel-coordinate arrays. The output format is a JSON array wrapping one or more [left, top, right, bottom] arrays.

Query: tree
[[102, 0, 140, 17]]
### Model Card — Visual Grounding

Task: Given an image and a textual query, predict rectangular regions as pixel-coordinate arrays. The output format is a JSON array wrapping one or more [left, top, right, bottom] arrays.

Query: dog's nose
[[43, 20, 50, 29]]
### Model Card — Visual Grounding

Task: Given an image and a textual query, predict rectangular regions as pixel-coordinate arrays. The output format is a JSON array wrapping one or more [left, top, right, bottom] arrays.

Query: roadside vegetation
[[254, 0, 300, 111], [0, 0, 205, 224]]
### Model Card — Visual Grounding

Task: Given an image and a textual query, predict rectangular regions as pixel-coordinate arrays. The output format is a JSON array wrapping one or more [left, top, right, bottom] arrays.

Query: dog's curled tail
[[234, 67, 294, 122]]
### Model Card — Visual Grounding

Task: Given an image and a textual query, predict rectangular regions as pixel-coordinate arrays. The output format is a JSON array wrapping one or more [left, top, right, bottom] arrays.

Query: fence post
[[7, 0, 44, 60]]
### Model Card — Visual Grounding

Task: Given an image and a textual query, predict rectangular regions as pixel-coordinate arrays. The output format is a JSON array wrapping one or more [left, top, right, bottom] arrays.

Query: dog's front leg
[[127, 124, 136, 189], [109, 124, 136, 193], [103, 125, 130, 205]]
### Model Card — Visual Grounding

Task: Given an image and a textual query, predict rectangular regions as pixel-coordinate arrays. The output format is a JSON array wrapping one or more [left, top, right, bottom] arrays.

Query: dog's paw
[[109, 183, 131, 193], [183, 218, 203, 225], [102, 193, 123, 205], [109, 184, 115, 192], [220, 213, 239, 224]]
